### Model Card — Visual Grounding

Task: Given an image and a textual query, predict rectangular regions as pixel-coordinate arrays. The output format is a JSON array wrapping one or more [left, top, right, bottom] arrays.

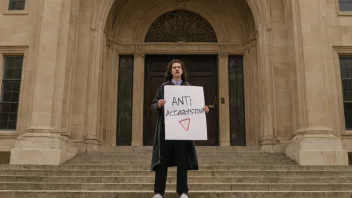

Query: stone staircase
[[0, 146, 351, 198]]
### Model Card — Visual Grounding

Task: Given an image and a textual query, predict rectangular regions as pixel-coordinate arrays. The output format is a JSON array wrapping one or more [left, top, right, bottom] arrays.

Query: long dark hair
[[164, 59, 188, 81]]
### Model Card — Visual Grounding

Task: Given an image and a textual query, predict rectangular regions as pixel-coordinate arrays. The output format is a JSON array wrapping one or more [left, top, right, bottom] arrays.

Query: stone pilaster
[[256, 24, 276, 153], [218, 52, 230, 146], [111, 52, 119, 146], [269, 0, 292, 154], [285, 0, 348, 165], [100, 40, 119, 147], [69, 0, 94, 152], [131, 53, 145, 146], [10, 0, 76, 165], [83, 2, 105, 152], [244, 44, 259, 146]]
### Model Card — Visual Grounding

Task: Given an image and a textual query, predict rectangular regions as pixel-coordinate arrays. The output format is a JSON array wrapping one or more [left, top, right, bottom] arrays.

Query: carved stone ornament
[[145, 10, 217, 42], [134, 52, 144, 58], [218, 52, 228, 58]]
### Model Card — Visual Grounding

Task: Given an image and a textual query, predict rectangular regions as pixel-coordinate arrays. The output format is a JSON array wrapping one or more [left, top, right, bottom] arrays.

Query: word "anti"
[[172, 96, 192, 106]]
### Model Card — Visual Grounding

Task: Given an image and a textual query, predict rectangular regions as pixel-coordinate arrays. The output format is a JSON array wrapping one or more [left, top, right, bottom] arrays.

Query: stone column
[[244, 44, 259, 146], [131, 53, 145, 146], [83, 5, 106, 152], [285, 0, 348, 165], [10, 0, 76, 165], [69, 0, 93, 152], [99, 40, 109, 146], [100, 41, 119, 147], [256, 25, 276, 153], [218, 52, 230, 146], [109, 50, 119, 146]]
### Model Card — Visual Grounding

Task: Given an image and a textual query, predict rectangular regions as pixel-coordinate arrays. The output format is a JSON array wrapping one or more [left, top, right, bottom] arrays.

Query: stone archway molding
[[87, 0, 275, 150], [127, 1, 229, 43]]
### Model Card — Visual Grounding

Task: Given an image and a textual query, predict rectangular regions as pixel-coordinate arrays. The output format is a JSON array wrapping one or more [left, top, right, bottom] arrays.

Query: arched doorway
[[142, 10, 220, 146], [98, 0, 260, 147]]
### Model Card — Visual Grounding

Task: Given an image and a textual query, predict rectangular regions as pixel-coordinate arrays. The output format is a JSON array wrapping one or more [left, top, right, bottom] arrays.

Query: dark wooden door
[[143, 55, 218, 146], [116, 56, 133, 145], [228, 56, 246, 146]]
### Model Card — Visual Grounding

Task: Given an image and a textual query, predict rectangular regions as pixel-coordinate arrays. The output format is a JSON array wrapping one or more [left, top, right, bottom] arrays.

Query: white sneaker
[[153, 194, 162, 198], [179, 193, 188, 198]]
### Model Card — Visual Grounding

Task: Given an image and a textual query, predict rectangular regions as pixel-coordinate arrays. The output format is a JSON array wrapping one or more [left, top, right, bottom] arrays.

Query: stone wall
[[0, 0, 350, 165]]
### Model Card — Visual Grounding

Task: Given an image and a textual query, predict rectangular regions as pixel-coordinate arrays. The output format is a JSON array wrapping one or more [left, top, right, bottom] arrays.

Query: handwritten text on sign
[[164, 85, 207, 140]]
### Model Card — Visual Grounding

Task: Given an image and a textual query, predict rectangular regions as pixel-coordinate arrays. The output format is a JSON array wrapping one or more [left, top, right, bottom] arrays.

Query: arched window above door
[[145, 10, 217, 42]]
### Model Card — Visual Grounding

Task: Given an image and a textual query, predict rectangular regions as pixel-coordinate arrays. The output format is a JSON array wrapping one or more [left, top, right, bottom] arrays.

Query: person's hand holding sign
[[203, 106, 209, 113], [158, 99, 166, 108]]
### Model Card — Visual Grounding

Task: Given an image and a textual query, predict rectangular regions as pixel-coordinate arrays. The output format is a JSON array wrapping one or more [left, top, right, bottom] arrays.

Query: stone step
[[65, 161, 296, 165], [64, 162, 297, 166], [72, 154, 293, 164], [67, 159, 294, 164], [71, 156, 293, 161], [1, 182, 352, 191], [1, 164, 352, 171], [84, 151, 270, 156], [1, 170, 351, 177], [69, 155, 292, 158], [81, 153, 275, 157], [81, 152, 284, 156], [69, 158, 294, 161], [85, 152, 269, 156], [64, 163, 298, 166], [98, 146, 262, 152], [0, 176, 351, 183], [1, 147, 350, 198], [1, 190, 351, 198], [73, 154, 290, 158], [70, 157, 292, 161]]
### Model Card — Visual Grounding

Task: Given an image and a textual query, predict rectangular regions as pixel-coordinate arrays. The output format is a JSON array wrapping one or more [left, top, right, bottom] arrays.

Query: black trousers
[[154, 130, 188, 196]]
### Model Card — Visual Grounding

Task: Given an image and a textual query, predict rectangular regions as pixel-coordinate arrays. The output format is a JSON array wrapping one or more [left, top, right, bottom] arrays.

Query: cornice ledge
[[333, 45, 352, 54]]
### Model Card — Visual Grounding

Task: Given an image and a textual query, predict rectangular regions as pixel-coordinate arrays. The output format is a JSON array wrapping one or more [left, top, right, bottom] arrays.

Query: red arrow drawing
[[179, 118, 191, 131]]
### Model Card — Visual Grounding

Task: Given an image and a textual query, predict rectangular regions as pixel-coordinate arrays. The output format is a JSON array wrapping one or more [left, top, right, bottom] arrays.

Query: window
[[8, 0, 25, 11], [340, 56, 352, 129], [339, 0, 352, 11], [0, 56, 23, 130], [145, 10, 217, 42]]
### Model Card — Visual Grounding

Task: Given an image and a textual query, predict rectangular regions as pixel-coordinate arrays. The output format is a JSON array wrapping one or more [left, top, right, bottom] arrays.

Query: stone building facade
[[0, 0, 351, 165]]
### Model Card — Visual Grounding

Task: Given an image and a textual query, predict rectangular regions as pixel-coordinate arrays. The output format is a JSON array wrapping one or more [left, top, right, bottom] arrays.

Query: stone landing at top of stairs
[[0, 146, 351, 198]]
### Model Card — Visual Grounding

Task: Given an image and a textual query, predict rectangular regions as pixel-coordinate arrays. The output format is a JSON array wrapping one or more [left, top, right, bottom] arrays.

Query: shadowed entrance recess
[[143, 55, 218, 146]]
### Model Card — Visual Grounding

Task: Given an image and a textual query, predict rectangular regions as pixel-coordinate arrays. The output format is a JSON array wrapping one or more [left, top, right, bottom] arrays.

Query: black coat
[[150, 80, 199, 171]]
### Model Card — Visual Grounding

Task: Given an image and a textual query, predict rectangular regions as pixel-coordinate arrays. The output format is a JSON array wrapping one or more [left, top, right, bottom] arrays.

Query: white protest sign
[[164, 85, 207, 140]]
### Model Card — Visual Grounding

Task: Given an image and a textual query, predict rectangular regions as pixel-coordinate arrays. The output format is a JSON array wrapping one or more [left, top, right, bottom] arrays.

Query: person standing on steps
[[150, 59, 209, 198]]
